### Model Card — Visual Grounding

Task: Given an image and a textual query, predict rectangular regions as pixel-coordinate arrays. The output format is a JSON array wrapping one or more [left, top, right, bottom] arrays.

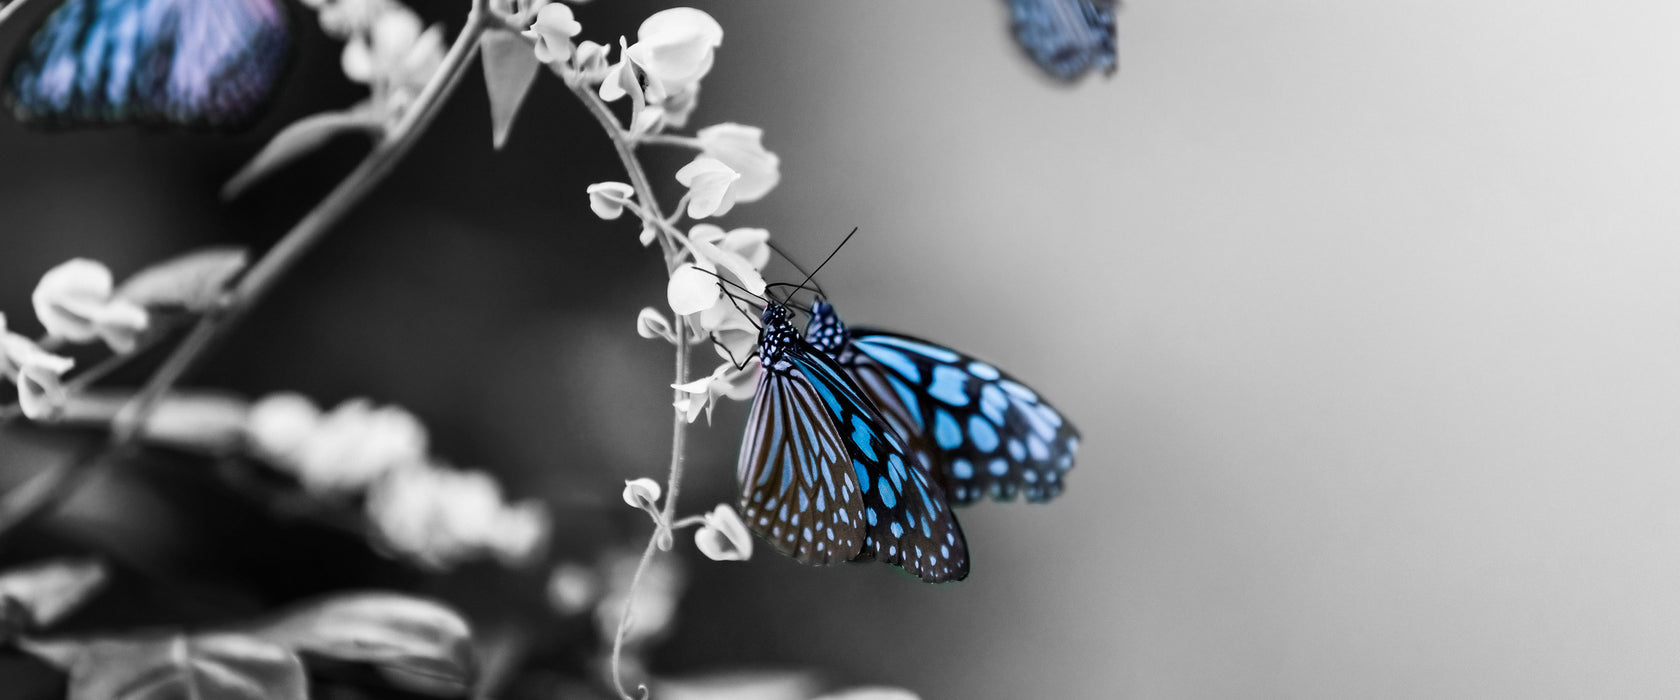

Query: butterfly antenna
[[718, 287, 763, 331], [695, 267, 771, 305], [767, 240, 828, 297], [789, 227, 858, 302]]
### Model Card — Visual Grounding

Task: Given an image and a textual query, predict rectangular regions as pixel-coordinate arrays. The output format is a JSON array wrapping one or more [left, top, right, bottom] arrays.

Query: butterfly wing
[[737, 362, 868, 567], [6, 0, 290, 128], [783, 348, 969, 583], [1006, 0, 1118, 81], [846, 330, 1081, 505]]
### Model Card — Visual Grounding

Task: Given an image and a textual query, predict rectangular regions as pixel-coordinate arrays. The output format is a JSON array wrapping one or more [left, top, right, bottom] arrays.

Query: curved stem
[[0, 0, 43, 34], [0, 0, 494, 542], [565, 70, 699, 700]]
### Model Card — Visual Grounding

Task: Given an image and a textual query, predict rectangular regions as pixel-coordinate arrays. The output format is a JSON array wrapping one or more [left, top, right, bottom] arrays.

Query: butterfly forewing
[[6, 0, 290, 128], [738, 366, 866, 566], [847, 330, 1081, 505]]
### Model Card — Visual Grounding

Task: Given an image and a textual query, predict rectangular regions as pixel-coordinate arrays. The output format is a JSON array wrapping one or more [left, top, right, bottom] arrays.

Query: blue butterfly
[[738, 302, 970, 583], [805, 299, 1080, 506], [1007, 0, 1118, 81], [5, 0, 291, 128]]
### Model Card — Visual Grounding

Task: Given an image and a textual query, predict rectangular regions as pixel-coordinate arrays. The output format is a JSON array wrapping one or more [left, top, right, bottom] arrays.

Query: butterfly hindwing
[[849, 331, 1081, 504], [742, 305, 969, 583], [6, 0, 291, 128], [785, 351, 969, 583], [1006, 0, 1118, 81]]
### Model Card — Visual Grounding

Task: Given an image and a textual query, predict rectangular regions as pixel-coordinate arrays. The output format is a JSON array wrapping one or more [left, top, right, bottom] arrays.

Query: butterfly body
[[806, 299, 1080, 506], [1007, 0, 1118, 81], [738, 304, 969, 583], [5, 0, 290, 128]]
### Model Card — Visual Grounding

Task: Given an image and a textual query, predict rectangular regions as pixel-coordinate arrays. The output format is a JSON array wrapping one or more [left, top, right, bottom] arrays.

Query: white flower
[[0, 315, 75, 420], [693, 504, 752, 561], [675, 156, 741, 219], [32, 259, 149, 353], [487, 499, 551, 567], [342, 8, 445, 112], [282, 398, 429, 495], [687, 224, 768, 294], [599, 37, 642, 104], [696, 124, 780, 203], [523, 4, 581, 64], [625, 8, 722, 100], [636, 307, 679, 343], [571, 40, 611, 80], [667, 263, 721, 316], [547, 562, 599, 615], [366, 465, 544, 569], [696, 296, 758, 365], [586, 181, 636, 220], [243, 392, 324, 461], [671, 362, 757, 423], [622, 477, 663, 513]]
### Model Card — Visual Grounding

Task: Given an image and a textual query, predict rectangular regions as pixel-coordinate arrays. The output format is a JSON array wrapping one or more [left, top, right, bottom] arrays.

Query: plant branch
[[0, 0, 495, 543], [562, 65, 700, 700]]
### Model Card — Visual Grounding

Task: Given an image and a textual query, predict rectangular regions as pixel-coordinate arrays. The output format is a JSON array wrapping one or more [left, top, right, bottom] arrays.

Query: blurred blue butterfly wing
[[6, 0, 290, 127], [807, 301, 1081, 505], [741, 306, 970, 583], [1007, 0, 1117, 81]]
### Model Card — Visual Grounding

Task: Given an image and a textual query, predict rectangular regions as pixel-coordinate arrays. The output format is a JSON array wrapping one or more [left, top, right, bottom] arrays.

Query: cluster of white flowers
[[513, 6, 783, 426], [245, 392, 549, 570], [301, 0, 445, 120]]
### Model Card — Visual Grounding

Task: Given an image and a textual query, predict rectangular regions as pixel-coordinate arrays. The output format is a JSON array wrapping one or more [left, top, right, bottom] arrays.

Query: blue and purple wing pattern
[[6, 0, 290, 127], [844, 329, 1081, 505], [1006, 0, 1117, 81]]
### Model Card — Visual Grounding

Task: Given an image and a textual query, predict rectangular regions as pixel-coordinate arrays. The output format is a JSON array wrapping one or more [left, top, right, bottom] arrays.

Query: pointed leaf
[[45, 633, 307, 700], [115, 247, 249, 312], [222, 107, 384, 199], [243, 592, 476, 697], [0, 558, 106, 631], [481, 29, 541, 150]]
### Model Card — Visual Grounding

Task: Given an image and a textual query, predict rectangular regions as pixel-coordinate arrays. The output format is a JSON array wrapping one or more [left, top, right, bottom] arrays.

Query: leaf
[[58, 391, 251, 454], [115, 248, 250, 312], [245, 592, 476, 697], [0, 558, 106, 631], [46, 633, 307, 700], [480, 30, 541, 150], [221, 106, 384, 199]]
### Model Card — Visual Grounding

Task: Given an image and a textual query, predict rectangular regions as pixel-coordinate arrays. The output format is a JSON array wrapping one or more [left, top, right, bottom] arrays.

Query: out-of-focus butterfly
[[737, 302, 970, 583], [4, 0, 291, 128], [1007, 0, 1118, 81], [805, 298, 1080, 506]]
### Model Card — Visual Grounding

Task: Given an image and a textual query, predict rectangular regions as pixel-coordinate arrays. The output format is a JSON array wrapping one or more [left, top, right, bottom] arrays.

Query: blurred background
[[3, 0, 1680, 697]]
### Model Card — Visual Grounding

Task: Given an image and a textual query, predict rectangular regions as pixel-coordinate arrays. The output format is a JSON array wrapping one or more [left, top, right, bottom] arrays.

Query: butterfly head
[[804, 298, 851, 354], [757, 303, 800, 365]]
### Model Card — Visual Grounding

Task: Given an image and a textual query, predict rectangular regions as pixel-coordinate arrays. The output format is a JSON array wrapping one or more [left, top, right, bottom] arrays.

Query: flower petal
[[667, 263, 721, 315]]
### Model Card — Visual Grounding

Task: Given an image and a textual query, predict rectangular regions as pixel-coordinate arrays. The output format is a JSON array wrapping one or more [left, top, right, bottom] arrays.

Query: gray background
[[717, 1, 1680, 697]]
